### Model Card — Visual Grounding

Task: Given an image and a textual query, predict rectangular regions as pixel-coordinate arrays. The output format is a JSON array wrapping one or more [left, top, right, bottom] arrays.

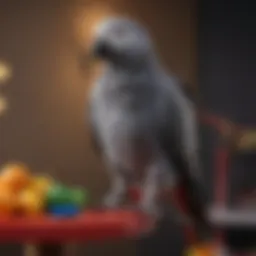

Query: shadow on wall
[[0, 1, 196, 256]]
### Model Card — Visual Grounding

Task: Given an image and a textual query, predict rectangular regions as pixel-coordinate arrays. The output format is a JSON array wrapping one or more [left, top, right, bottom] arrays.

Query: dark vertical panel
[[199, 0, 256, 125], [199, 0, 256, 206]]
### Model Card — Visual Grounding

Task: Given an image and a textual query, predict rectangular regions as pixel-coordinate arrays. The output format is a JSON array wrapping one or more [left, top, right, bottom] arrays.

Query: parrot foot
[[139, 202, 163, 220], [102, 192, 124, 209]]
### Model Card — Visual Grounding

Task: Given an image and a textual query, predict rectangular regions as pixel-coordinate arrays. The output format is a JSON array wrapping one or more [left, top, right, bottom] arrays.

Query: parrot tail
[[166, 150, 212, 243], [179, 175, 212, 243]]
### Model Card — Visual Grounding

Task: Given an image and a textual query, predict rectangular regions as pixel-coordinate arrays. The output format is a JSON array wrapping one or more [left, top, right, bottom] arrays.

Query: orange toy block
[[0, 163, 32, 192]]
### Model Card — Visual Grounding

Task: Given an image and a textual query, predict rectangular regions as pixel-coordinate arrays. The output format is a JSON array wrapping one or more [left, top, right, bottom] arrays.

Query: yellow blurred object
[[30, 175, 54, 196], [17, 188, 44, 216], [185, 243, 215, 256], [237, 130, 256, 150], [0, 61, 12, 84], [0, 162, 32, 192], [0, 95, 8, 116]]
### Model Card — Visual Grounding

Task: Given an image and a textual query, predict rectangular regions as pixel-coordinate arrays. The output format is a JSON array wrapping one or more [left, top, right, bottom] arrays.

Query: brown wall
[[0, 1, 197, 255]]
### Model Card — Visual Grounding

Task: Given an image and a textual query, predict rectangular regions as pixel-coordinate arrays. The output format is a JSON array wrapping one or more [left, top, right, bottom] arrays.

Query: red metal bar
[[214, 144, 230, 206], [200, 111, 232, 251]]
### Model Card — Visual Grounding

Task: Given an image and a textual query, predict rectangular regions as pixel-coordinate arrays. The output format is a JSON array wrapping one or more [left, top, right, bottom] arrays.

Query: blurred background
[[0, 0, 255, 255]]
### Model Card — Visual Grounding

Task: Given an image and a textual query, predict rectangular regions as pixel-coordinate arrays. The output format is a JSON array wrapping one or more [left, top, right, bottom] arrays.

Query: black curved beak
[[91, 40, 113, 59], [79, 41, 112, 70]]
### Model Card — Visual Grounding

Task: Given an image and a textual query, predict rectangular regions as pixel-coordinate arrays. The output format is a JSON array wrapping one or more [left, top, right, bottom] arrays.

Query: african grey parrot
[[87, 17, 210, 240]]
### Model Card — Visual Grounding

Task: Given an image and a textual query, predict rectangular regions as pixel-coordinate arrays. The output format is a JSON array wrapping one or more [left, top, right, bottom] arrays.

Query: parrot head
[[90, 17, 154, 68]]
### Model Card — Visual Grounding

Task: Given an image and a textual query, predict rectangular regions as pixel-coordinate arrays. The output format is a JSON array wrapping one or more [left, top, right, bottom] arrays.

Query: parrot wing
[[158, 76, 211, 241], [87, 88, 103, 157]]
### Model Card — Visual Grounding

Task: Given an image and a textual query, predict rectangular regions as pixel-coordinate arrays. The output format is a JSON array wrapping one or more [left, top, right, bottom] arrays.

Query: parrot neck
[[108, 53, 160, 77]]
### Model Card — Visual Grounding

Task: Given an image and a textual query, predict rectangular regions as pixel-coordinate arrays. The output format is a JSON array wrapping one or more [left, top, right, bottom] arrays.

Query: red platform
[[0, 210, 154, 243]]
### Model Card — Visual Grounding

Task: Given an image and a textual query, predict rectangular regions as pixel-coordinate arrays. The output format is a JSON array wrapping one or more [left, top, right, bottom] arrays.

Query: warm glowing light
[[238, 130, 256, 150], [0, 95, 8, 115], [73, 3, 117, 91], [0, 61, 12, 84], [74, 3, 116, 49]]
